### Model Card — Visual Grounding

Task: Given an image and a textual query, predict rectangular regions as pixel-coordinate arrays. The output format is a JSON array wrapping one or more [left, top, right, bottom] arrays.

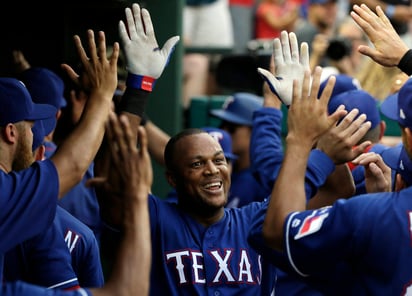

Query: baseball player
[[249, 9, 412, 292], [3, 112, 153, 296], [95, 4, 279, 295], [0, 12, 119, 295], [4, 117, 104, 289]]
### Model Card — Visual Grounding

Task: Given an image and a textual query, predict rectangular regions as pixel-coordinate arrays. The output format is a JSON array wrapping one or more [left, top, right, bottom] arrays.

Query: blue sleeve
[[250, 108, 335, 200], [250, 108, 284, 196], [0, 159, 59, 252], [305, 150, 335, 199], [2, 281, 91, 296], [18, 220, 79, 290], [56, 207, 104, 288]]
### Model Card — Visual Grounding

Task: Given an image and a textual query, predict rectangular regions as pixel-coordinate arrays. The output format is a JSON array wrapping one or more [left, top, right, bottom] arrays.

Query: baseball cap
[[380, 78, 412, 127], [381, 144, 412, 186], [202, 126, 238, 161], [209, 92, 263, 126], [327, 89, 381, 129], [20, 67, 67, 109], [319, 74, 361, 98], [379, 92, 398, 121], [0, 78, 57, 126], [32, 116, 57, 151], [394, 78, 412, 128]]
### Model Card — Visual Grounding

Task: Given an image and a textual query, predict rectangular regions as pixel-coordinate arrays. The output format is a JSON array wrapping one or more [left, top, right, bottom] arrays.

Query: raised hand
[[257, 30, 310, 106], [61, 30, 119, 99], [352, 152, 392, 193], [316, 108, 372, 165], [350, 4, 409, 67], [287, 66, 345, 148], [119, 3, 180, 91]]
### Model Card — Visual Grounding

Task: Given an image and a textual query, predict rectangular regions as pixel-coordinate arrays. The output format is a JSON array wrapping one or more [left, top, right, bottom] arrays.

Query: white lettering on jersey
[[210, 250, 235, 282], [238, 249, 253, 282], [192, 251, 206, 283], [64, 230, 80, 253], [166, 250, 190, 284], [165, 249, 259, 286]]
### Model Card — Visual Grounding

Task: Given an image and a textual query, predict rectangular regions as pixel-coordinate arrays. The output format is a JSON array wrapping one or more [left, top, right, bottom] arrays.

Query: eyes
[[190, 156, 226, 169]]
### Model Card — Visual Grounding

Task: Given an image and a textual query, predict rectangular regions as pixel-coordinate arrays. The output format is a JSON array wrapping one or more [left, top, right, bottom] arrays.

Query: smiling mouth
[[203, 181, 222, 190]]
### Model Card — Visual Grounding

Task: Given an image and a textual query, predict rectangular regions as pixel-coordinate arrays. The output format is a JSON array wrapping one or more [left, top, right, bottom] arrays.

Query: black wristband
[[117, 87, 149, 118], [398, 49, 412, 76]]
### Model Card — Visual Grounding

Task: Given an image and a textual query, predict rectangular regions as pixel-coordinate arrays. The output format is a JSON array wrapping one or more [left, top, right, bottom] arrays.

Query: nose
[[204, 160, 219, 175]]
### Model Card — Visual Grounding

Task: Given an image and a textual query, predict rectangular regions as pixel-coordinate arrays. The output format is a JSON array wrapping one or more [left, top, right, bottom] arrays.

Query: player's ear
[[166, 170, 177, 187], [33, 144, 46, 161]]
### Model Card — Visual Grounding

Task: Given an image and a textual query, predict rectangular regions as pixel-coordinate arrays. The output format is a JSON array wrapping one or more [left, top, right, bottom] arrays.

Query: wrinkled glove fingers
[[132, 3, 144, 38], [281, 31, 291, 63], [141, 8, 155, 40], [289, 32, 299, 64], [273, 38, 283, 68]]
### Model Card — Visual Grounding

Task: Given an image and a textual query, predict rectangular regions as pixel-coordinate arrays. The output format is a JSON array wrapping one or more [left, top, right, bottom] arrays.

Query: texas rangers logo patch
[[294, 211, 329, 240]]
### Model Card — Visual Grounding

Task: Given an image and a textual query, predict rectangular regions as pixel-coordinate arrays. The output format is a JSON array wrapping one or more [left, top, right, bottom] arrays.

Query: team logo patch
[[294, 211, 329, 239]]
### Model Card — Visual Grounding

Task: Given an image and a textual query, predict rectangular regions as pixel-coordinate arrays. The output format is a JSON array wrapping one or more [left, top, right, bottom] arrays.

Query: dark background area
[[0, 0, 145, 77]]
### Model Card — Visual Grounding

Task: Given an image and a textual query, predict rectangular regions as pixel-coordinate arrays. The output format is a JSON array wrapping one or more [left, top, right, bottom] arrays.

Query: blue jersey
[[148, 194, 277, 295], [226, 168, 268, 208], [250, 106, 337, 295], [46, 140, 101, 242], [250, 107, 335, 200], [101, 195, 277, 295], [2, 281, 91, 296], [250, 187, 412, 295], [0, 160, 59, 281], [54, 207, 104, 288], [58, 163, 102, 242], [4, 213, 79, 290]]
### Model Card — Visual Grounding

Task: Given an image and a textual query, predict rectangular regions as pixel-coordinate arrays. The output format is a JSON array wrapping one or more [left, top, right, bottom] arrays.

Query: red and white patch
[[294, 211, 329, 239]]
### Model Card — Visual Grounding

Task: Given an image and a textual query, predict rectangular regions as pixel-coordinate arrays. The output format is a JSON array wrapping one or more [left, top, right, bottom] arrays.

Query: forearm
[[263, 138, 311, 250], [145, 121, 170, 166], [92, 194, 151, 296]]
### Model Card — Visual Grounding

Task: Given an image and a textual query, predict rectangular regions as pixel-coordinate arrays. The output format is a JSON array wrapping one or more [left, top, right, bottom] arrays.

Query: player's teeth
[[205, 182, 220, 188]]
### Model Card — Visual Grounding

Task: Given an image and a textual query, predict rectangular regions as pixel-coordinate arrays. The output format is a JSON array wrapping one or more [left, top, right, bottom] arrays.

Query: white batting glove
[[257, 31, 310, 106], [119, 3, 180, 91]]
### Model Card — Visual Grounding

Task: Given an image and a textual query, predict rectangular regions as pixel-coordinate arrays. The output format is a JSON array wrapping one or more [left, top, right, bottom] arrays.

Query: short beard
[[12, 124, 35, 171]]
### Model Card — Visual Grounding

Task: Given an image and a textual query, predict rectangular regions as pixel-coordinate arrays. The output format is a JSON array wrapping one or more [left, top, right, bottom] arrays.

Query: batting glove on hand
[[257, 31, 310, 106], [119, 3, 180, 91]]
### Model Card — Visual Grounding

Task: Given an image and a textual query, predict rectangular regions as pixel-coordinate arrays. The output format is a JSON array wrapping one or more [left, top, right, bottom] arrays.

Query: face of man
[[12, 121, 35, 171], [311, 1, 337, 31], [172, 133, 231, 215]]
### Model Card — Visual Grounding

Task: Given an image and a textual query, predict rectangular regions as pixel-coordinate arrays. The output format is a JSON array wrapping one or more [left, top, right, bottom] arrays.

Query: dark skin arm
[[90, 114, 152, 296], [52, 30, 119, 199]]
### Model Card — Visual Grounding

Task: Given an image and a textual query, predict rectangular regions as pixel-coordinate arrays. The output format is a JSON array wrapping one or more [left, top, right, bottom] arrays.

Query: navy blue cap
[[209, 93, 263, 126], [20, 67, 67, 109], [319, 74, 361, 98], [32, 116, 57, 151], [381, 144, 412, 186], [202, 126, 238, 161], [379, 92, 398, 121], [0, 78, 57, 126], [328, 89, 381, 129], [380, 78, 412, 128]]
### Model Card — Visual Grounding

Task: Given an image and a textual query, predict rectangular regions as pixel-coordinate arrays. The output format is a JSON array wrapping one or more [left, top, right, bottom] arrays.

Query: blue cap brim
[[380, 93, 398, 121], [26, 103, 57, 122], [209, 109, 252, 126]]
